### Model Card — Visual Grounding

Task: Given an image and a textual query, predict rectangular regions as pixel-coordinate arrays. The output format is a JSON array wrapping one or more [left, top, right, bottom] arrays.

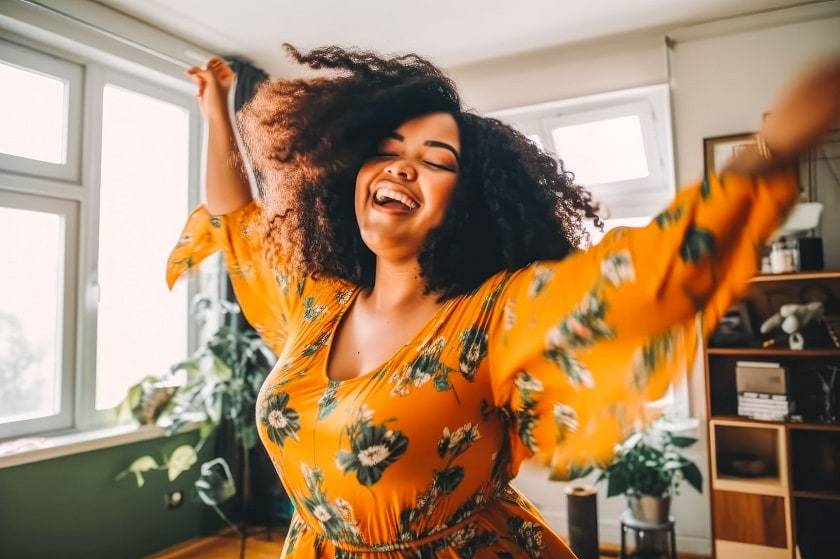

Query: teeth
[[374, 187, 419, 209]]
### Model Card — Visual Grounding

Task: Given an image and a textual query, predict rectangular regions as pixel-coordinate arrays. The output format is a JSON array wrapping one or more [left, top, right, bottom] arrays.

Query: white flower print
[[358, 444, 391, 467], [312, 504, 332, 522], [601, 250, 636, 287]]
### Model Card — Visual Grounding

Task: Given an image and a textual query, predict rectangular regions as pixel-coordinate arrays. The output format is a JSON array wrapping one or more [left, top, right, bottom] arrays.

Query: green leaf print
[[433, 465, 465, 494], [700, 175, 711, 199], [679, 227, 716, 263], [302, 330, 330, 357], [632, 330, 677, 389], [654, 204, 684, 229], [317, 380, 340, 420], [303, 295, 326, 321]]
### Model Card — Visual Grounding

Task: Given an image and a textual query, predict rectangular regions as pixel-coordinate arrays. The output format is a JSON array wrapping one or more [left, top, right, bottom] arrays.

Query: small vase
[[628, 494, 671, 524]]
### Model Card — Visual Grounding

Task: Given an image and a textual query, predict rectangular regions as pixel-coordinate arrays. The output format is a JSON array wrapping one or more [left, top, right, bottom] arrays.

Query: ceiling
[[96, 0, 809, 75]]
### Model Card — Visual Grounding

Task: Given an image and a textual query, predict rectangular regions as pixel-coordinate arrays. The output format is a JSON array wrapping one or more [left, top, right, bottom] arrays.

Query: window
[[0, 36, 203, 439], [0, 39, 82, 181], [487, 84, 676, 221]]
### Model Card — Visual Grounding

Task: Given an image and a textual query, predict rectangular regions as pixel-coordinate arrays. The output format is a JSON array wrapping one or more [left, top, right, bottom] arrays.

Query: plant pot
[[628, 494, 671, 524]]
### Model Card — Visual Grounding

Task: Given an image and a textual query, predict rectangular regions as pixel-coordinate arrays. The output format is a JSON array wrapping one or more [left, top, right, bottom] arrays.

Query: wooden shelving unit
[[704, 271, 840, 559]]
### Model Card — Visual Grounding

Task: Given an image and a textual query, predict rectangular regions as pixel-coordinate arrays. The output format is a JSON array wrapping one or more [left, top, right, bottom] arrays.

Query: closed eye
[[372, 153, 455, 172]]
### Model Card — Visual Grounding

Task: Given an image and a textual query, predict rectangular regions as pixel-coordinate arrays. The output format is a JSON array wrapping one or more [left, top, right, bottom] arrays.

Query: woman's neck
[[361, 258, 441, 313]]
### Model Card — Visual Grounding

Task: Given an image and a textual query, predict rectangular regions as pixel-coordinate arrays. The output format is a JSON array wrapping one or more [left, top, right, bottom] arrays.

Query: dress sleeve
[[487, 169, 799, 480], [166, 199, 297, 355]]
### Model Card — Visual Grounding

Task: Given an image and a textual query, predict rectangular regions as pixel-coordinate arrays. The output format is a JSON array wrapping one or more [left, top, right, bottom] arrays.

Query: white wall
[[450, 3, 840, 556], [449, 29, 667, 113]]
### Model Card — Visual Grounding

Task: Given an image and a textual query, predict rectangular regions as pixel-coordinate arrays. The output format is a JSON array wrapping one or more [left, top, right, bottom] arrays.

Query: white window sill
[[0, 416, 205, 470]]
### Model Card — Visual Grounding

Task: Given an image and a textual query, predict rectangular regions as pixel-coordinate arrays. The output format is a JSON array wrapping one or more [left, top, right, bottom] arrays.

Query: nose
[[385, 159, 416, 181]]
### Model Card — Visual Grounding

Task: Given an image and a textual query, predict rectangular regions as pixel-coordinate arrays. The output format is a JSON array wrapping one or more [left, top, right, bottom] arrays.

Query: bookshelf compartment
[[794, 497, 840, 559], [710, 420, 787, 495], [791, 429, 840, 494], [712, 490, 788, 548]]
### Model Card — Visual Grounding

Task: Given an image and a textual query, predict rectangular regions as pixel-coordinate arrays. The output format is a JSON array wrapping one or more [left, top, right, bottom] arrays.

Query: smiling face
[[354, 111, 461, 263]]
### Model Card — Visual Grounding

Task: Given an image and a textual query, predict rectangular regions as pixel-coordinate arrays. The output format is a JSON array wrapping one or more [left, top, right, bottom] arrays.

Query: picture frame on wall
[[703, 131, 756, 178], [704, 131, 809, 202]]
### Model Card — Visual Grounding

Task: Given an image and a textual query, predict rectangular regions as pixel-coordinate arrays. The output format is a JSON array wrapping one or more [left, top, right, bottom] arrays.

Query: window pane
[[96, 84, 190, 410], [0, 207, 62, 423], [551, 115, 649, 186], [0, 61, 67, 163]]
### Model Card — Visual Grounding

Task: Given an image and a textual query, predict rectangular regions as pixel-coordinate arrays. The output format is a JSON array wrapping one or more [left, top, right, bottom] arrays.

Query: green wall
[[0, 430, 225, 559]]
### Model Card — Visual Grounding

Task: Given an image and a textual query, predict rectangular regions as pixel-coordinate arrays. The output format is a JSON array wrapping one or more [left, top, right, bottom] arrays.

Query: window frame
[[0, 189, 79, 440], [0, 37, 83, 183], [0, 32, 205, 440], [487, 84, 677, 220]]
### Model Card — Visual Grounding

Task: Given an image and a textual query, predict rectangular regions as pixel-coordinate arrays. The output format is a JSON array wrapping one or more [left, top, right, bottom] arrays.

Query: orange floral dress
[[167, 170, 798, 558]]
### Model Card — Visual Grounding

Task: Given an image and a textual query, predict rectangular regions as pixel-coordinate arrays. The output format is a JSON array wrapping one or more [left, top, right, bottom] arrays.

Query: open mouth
[[372, 186, 419, 212]]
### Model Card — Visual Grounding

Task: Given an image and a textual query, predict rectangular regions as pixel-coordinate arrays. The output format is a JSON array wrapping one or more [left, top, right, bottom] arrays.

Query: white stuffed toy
[[760, 301, 825, 350]]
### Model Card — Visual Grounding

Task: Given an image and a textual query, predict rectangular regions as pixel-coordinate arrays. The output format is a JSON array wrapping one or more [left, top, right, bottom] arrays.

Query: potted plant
[[597, 425, 703, 523], [115, 294, 285, 528]]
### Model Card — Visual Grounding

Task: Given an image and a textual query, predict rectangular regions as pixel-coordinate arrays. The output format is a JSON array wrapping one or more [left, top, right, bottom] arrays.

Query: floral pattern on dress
[[459, 326, 488, 382], [390, 336, 453, 397], [260, 391, 301, 447], [511, 372, 543, 453], [297, 463, 364, 545], [335, 405, 409, 486]]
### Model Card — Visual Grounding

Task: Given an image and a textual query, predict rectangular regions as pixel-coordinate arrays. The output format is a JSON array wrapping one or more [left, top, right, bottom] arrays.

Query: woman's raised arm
[[185, 57, 253, 216]]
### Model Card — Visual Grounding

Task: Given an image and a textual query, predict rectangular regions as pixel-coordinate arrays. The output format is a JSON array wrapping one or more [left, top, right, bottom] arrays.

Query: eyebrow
[[387, 132, 461, 166]]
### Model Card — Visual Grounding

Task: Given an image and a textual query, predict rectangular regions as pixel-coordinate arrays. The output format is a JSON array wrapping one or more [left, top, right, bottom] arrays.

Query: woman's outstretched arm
[[484, 56, 840, 479]]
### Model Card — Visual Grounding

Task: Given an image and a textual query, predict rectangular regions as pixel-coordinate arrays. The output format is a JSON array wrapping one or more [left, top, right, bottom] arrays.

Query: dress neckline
[[320, 286, 460, 385]]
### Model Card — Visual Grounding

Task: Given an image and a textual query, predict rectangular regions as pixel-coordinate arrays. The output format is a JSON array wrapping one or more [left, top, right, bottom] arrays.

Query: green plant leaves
[[115, 455, 159, 488], [680, 462, 703, 493], [598, 427, 703, 498], [167, 445, 198, 482], [669, 435, 698, 448]]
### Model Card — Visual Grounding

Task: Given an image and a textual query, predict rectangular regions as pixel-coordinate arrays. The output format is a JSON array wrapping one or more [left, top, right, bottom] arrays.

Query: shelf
[[711, 416, 840, 431], [706, 347, 840, 356], [792, 490, 840, 501], [713, 475, 787, 497], [749, 270, 840, 283]]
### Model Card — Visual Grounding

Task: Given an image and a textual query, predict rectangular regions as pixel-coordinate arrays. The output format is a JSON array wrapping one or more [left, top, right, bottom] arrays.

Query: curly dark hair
[[238, 44, 601, 301]]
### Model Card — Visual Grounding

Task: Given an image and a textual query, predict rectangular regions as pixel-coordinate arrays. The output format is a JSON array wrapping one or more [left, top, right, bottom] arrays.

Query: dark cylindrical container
[[565, 485, 599, 559]]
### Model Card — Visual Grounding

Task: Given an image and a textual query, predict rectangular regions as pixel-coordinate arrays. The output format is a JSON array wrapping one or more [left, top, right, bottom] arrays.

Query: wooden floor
[[146, 527, 287, 559], [147, 528, 707, 558]]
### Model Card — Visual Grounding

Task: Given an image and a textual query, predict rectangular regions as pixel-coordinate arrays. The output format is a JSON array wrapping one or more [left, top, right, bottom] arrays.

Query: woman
[[170, 46, 840, 558]]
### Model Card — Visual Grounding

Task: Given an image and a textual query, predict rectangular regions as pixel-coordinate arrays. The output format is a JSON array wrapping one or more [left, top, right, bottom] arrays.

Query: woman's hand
[[185, 57, 236, 123], [761, 56, 840, 161]]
